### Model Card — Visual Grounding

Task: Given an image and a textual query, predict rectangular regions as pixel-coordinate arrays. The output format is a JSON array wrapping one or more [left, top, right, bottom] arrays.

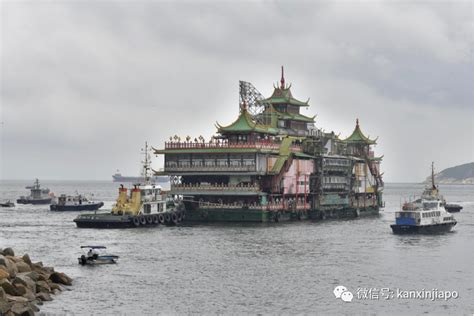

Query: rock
[[2, 248, 14, 257], [13, 275, 36, 293], [10, 302, 35, 316], [12, 284, 27, 296], [0, 255, 16, 278], [35, 280, 50, 293], [5, 256, 22, 264], [0, 287, 6, 300], [21, 254, 32, 266], [0, 269, 9, 280], [23, 271, 39, 282], [32, 262, 42, 268], [49, 272, 72, 286], [30, 302, 40, 312], [1, 280, 22, 296], [22, 288, 36, 302], [0, 299, 12, 315], [15, 262, 31, 273], [36, 272, 49, 282], [35, 291, 52, 302], [49, 282, 62, 292], [5, 294, 29, 303], [42, 266, 55, 274]]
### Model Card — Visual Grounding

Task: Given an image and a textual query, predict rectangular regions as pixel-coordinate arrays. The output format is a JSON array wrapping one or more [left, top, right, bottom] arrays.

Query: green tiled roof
[[264, 86, 309, 107], [277, 112, 315, 123], [343, 119, 377, 145], [217, 109, 278, 135]]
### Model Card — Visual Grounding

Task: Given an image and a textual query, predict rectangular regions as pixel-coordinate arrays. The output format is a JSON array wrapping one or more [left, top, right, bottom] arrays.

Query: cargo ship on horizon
[[112, 171, 168, 184], [153, 67, 384, 222]]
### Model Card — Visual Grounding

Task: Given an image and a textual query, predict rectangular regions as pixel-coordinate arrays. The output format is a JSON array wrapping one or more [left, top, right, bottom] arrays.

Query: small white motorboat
[[78, 246, 119, 265]]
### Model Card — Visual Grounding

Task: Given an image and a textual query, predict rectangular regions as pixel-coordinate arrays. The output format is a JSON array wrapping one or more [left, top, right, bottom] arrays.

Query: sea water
[[1, 181, 473, 315]]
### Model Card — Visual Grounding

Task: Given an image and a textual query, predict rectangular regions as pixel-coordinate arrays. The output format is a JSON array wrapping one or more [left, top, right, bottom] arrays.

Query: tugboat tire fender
[[139, 216, 147, 225], [152, 214, 159, 224], [177, 211, 183, 222], [158, 213, 165, 224], [171, 212, 178, 224], [132, 216, 140, 227], [164, 212, 171, 223], [146, 215, 153, 224]]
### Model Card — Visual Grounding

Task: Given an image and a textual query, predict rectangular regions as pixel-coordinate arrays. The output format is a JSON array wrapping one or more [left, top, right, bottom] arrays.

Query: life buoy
[[133, 217, 140, 227], [139, 216, 147, 225]]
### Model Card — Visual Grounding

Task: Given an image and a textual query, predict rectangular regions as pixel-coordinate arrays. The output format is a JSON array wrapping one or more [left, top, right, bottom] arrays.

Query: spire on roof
[[343, 118, 377, 145], [280, 66, 285, 89]]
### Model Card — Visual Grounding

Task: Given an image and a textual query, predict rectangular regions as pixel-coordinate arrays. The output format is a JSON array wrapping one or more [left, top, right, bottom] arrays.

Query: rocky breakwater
[[0, 247, 72, 316]]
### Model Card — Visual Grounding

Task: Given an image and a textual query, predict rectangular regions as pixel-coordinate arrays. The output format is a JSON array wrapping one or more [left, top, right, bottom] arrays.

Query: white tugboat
[[74, 142, 182, 228], [391, 185, 457, 234]]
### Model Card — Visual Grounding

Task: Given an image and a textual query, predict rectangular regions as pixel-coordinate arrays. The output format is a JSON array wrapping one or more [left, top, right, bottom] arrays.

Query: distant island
[[424, 162, 474, 184]]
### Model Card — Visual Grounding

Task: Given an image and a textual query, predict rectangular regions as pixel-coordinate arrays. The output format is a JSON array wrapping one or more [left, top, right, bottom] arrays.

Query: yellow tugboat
[[74, 143, 182, 228]]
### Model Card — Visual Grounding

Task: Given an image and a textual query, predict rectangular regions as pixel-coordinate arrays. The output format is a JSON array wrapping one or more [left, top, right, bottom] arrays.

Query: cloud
[[1, 1, 473, 181]]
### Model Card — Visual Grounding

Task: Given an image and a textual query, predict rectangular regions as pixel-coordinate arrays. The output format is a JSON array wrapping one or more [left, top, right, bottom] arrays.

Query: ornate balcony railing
[[171, 183, 261, 192], [165, 165, 256, 172], [164, 141, 302, 152]]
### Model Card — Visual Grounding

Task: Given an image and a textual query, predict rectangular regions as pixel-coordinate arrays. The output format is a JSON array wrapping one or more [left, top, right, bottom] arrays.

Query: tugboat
[[16, 179, 52, 205], [422, 162, 462, 213], [390, 197, 457, 234], [74, 142, 182, 228], [50, 194, 104, 211]]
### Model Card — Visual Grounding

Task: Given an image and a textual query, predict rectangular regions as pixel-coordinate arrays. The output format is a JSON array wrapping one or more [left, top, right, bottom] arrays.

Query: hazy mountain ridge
[[425, 162, 474, 184]]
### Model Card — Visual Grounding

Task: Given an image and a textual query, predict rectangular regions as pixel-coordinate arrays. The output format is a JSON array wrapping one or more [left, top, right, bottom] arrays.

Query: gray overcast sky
[[1, 0, 473, 182]]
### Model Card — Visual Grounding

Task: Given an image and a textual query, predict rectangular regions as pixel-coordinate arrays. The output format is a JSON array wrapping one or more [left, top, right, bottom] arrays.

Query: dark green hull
[[183, 206, 378, 223]]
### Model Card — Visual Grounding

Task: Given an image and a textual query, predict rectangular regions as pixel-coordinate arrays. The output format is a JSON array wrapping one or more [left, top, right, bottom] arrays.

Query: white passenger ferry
[[390, 198, 457, 234]]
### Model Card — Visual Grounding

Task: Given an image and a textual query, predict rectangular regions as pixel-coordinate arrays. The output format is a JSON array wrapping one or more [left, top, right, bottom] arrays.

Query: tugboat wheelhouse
[[153, 68, 384, 222]]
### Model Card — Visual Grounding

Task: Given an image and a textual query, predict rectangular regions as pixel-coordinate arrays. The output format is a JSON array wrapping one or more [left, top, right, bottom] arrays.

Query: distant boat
[[444, 203, 463, 213], [0, 200, 15, 208], [50, 194, 104, 211], [421, 162, 463, 213], [78, 246, 119, 265], [17, 179, 52, 205]]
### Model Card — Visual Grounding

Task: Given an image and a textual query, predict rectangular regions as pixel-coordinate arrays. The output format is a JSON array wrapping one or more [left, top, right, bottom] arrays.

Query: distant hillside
[[425, 162, 474, 184]]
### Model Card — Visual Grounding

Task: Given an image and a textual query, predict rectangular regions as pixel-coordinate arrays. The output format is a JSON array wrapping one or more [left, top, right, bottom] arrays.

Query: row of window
[[323, 176, 349, 184], [166, 160, 256, 168], [422, 211, 440, 218], [322, 158, 351, 166]]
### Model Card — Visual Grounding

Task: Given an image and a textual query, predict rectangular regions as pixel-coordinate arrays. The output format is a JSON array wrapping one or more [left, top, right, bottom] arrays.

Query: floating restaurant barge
[[153, 68, 384, 222]]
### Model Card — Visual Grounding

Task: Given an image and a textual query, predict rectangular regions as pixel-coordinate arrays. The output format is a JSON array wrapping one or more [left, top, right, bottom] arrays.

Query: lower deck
[[182, 206, 380, 223]]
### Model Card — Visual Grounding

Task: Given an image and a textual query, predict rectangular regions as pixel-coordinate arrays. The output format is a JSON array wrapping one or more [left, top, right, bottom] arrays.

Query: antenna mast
[[141, 142, 151, 184], [431, 161, 436, 189]]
